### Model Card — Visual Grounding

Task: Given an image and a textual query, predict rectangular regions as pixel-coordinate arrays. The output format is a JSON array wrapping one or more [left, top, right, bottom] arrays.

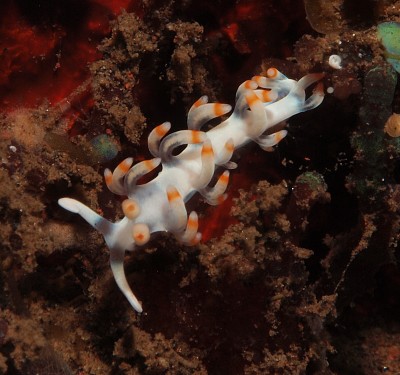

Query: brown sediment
[[2, 0, 400, 374]]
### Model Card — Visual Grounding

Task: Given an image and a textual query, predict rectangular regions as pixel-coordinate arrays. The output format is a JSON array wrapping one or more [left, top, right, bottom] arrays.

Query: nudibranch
[[59, 68, 324, 313]]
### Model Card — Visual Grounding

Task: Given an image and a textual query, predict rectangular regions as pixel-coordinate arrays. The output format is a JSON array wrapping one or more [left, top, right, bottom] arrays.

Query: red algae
[[91, 0, 133, 16], [0, 0, 136, 111]]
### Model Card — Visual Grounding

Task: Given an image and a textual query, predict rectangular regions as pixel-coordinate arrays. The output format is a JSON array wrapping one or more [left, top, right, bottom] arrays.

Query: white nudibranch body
[[58, 68, 325, 313]]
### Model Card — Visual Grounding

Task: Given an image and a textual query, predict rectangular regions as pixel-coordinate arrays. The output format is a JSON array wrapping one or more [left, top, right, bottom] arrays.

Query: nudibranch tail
[[58, 68, 325, 313], [110, 248, 143, 313]]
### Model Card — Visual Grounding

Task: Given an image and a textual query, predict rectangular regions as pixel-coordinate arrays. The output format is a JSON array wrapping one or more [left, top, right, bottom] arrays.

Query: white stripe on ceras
[[252, 75, 296, 98], [200, 170, 230, 205], [187, 95, 208, 128], [59, 69, 325, 313], [176, 211, 199, 245], [234, 80, 258, 115], [166, 186, 188, 232], [254, 89, 278, 103], [158, 130, 207, 160], [187, 97, 232, 130], [245, 91, 269, 139], [193, 139, 215, 189], [148, 122, 171, 157], [214, 138, 234, 166], [255, 130, 288, 152], [104, 157, 133, 195], [124, 158, 161, 192]]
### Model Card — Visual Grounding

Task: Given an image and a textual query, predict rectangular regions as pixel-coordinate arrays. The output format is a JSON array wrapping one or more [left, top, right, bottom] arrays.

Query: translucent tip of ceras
[[265, 67, 287, 80], [132, 223, 150, 246], [122, 198, 141, 220]]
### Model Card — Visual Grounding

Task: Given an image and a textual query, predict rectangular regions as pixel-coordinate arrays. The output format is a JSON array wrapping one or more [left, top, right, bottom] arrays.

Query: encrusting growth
[[59, 68, 325, 313]]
